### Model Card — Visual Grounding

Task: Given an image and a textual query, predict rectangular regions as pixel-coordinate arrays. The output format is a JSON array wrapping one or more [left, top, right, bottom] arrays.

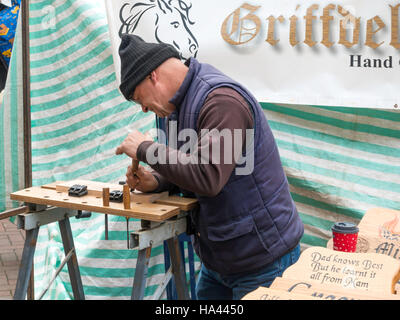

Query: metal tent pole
[[21, 0, 33, 300], [22, 0, 31, 187]]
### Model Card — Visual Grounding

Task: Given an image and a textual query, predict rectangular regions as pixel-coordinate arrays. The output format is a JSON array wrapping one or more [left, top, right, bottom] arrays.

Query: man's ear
[[149, 70, 158, 84]]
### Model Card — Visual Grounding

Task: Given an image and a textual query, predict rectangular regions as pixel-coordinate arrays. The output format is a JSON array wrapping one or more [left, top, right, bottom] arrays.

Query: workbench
[[9, 180, 198, 300]]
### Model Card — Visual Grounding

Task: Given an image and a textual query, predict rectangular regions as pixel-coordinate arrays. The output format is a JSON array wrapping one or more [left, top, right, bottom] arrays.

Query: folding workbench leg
[[186, 239, 197, 299], [131, 246, 152, 300], [166, 237, 190, 300], [13, 227, 39, 300], [58, 217, 85, 300]]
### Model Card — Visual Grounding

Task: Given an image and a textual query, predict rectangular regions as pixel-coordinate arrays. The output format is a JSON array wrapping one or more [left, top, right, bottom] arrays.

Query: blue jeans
[[195, 244, 300, 300]]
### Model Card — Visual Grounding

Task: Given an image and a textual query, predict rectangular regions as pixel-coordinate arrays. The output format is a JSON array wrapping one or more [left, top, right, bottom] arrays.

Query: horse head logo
[[379, 215, 400, 242], [119, 0, 199, 61]]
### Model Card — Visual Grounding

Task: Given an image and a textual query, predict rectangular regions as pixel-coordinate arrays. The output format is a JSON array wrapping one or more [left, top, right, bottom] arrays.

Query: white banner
[[104, 0, 400, 109]]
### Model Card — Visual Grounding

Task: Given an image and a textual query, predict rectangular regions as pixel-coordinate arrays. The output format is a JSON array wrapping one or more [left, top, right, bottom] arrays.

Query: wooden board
[[241, 286, 321, 300], [10, 186, 180, 222], [358, 207, 400, 231], [326, 208, 400, 295], [270, 277, 400, 300], [0, 206, 29, 220], [282, 246, 400, 294], [155, 195, 198, 211], [42, 180, 198, 211]]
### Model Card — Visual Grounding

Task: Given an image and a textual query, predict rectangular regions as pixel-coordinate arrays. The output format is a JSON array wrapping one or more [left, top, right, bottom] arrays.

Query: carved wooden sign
[[282, 247, 400, 294], [241, 287, 320, 300], [327, 208, 400, 293], [270, 277, 400, 300], [357, 208, 400, 257]]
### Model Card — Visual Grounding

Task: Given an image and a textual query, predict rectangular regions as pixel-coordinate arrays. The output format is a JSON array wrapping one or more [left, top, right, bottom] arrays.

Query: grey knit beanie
[[118, 34, 181, 100]]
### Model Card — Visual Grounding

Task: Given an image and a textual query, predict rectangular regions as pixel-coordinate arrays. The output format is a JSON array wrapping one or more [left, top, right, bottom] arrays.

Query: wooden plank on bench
[[42, 180, 198, 211], [155, 195, 198, 211], [10, 186, 179, 222], [44, 180, 168, 204]]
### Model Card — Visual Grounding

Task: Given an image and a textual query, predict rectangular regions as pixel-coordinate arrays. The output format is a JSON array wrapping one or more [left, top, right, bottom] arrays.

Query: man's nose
[[141, 105, 148, 113]]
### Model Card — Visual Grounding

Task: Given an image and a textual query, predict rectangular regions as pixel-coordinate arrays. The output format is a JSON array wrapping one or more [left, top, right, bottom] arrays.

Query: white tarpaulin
[[104, 0, 400, 109]]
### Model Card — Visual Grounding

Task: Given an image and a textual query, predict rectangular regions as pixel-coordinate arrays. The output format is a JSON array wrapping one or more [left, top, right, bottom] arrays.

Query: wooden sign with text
[[270, 277, 400, 300], [357, 208, 400, 256], [241, 287, 320, 300], [282, 247, 400, 294]]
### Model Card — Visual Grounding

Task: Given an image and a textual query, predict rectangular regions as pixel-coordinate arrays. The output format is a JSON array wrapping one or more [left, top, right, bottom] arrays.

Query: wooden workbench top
[[10, 180, 198, 222]]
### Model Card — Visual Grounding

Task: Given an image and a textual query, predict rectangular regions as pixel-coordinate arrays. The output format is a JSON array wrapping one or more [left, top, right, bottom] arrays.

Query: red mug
[[331, 222, 359, 252]]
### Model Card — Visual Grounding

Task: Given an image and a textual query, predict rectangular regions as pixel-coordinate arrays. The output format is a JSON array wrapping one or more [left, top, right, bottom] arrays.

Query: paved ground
[[0, 219, 25, 300]]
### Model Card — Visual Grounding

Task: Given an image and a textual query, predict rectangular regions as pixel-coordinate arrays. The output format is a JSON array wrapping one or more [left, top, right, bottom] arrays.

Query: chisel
[[124, 159, 138, 249], [131, 158, 139, 176]]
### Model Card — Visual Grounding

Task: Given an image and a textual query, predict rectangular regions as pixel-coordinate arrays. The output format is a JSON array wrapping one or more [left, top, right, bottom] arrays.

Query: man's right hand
[[126, 164, 158, 192]]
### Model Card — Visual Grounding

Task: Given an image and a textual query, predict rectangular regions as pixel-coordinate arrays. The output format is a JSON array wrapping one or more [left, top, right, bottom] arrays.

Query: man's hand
[[126, 165, 158, 192], [115, 130, 152, 160]]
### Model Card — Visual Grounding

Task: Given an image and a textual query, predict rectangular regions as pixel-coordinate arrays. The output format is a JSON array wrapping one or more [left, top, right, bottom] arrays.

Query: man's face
[[131, 73, 175, 118]]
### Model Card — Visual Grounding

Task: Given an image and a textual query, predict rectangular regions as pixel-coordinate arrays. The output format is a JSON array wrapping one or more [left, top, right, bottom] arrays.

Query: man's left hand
[[115, 130, 152, 159]]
